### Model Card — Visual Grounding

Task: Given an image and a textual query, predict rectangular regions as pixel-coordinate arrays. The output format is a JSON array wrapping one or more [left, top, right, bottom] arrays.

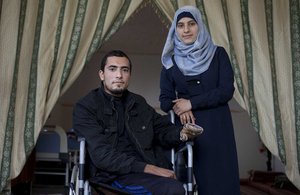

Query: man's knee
[[163, 178, 185, 195], [170, 183, 185, 195]]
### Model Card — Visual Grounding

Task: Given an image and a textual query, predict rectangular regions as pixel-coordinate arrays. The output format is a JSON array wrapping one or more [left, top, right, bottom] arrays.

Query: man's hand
[[143, 164, 177, 179], [172, 99, 192, 116]]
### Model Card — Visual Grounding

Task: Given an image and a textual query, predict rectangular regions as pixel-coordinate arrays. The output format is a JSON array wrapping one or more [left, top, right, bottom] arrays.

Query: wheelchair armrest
[[168, 110, 175, 124], [176, 141, 194, 169], [177, 140, 194, 153], [185, 140, 194, 146], [77, 136, 86, 142]]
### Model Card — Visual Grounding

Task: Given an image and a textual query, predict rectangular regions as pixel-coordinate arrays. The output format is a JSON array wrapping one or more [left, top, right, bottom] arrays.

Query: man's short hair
[[101, 50, 132, 73]]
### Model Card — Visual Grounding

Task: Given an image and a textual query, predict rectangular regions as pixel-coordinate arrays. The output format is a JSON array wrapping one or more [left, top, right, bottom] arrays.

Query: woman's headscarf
[[161, 6, 217, 76]]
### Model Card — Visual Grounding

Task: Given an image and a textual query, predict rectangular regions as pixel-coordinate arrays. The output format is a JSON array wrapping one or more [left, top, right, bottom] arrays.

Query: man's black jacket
[[73, 87, 182, 182]]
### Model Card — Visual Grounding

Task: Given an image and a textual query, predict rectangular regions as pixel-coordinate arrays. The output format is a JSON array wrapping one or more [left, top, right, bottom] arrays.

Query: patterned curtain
[[0, 0, 142, 193], [151, 0, 300, 189]]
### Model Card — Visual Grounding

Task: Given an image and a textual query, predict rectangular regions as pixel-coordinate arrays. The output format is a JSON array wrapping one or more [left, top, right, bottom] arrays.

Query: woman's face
[[176, 17, 198, 44]]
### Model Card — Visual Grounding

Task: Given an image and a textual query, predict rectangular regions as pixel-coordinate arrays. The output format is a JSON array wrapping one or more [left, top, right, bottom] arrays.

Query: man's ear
[[99, 70, 104, 81]]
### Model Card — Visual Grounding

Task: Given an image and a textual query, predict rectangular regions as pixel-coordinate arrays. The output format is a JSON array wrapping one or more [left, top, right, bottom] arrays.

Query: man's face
[[99, 56, 131, 97]]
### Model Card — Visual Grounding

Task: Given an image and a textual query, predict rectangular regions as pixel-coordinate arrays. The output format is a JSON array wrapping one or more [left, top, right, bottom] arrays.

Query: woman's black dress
[[160, 47, 240, 195]]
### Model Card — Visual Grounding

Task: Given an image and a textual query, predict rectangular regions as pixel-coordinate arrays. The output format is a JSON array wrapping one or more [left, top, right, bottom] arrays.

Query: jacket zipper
[[125, 101, 154, 165], [111, 99, 118, 148]]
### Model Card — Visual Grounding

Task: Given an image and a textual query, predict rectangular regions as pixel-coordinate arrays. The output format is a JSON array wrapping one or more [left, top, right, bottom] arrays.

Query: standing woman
[[159, 6, 240, 195]]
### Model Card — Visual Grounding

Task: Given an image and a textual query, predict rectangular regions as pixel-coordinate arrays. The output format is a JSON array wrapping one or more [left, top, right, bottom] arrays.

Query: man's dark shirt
[[110, 94, 145, 172]]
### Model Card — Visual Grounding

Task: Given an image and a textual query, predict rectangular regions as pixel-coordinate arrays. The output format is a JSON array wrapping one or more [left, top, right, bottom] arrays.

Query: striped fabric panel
[[290, 0, 300, 175], [0, 0, 27, 191], [85, 0, 109, 63], [99, 0, 132, 48], [170, 0, 178, 11], [195, 0, 210, 35], [221, 0, 244, 99], [265, 0, 286, 164], [0, 0, 2, 22], [240, 0, 260, 134], [60, 0, 88, 90], [46, 0, 66, 100], [24, 0, 45, 157]]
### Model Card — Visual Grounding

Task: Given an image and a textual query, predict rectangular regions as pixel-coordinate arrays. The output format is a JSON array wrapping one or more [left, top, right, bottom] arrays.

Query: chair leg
[[66, 163, 69, 187], [69, 165, 77, 195], [84, 181, 90, 195]]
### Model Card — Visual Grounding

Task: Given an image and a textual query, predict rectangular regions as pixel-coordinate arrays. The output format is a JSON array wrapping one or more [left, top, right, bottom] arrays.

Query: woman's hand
[[179, 111, 195, 125], [172, 98, 192, 116]]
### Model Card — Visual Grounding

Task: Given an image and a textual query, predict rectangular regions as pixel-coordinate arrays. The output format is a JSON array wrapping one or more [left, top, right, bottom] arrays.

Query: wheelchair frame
[[69, 110, 197, 195], [169, 110, 196, 195]]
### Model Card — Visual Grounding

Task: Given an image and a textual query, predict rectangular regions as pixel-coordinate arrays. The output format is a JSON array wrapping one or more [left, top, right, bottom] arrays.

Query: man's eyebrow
[[107, 65, 129, 69]]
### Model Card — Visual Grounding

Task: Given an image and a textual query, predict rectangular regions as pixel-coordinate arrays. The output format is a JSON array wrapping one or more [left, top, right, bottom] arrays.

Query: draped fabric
[[0, 0, 142, 193], [151, 0, 300, 189], [1, 0, 300, 193]]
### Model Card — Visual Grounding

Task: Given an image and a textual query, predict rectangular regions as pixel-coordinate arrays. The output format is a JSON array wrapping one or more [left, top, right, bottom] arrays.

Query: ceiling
[[99, 6, 169, 55]]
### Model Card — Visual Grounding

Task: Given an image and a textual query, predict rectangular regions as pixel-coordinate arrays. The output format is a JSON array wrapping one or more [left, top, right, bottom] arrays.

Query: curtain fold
[[153, 0, 300, 189], [0, 0, 142, 193], [1, 0, 300, 193]]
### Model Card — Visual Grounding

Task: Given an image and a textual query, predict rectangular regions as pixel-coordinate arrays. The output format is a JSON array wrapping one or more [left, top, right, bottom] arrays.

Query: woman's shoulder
[[214, 46, 229, 59], [215, 46, 226, 53]]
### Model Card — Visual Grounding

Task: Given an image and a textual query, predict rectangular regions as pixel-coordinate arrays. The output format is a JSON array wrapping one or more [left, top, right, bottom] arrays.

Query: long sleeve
[[190, 47, 235, 110], [151, 105, 182, 147], [159, 67, 176, 113]]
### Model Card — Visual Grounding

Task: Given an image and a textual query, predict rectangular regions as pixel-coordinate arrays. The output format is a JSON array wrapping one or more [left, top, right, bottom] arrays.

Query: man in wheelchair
[[73, 50, 203, 195]]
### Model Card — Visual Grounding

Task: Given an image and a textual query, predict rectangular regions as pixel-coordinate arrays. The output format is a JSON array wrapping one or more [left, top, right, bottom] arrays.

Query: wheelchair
[[69, 110, 198, 195]]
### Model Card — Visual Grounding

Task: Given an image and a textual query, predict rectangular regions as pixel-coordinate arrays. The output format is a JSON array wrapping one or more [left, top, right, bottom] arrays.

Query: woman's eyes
[[177, 22, 196, 28]]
